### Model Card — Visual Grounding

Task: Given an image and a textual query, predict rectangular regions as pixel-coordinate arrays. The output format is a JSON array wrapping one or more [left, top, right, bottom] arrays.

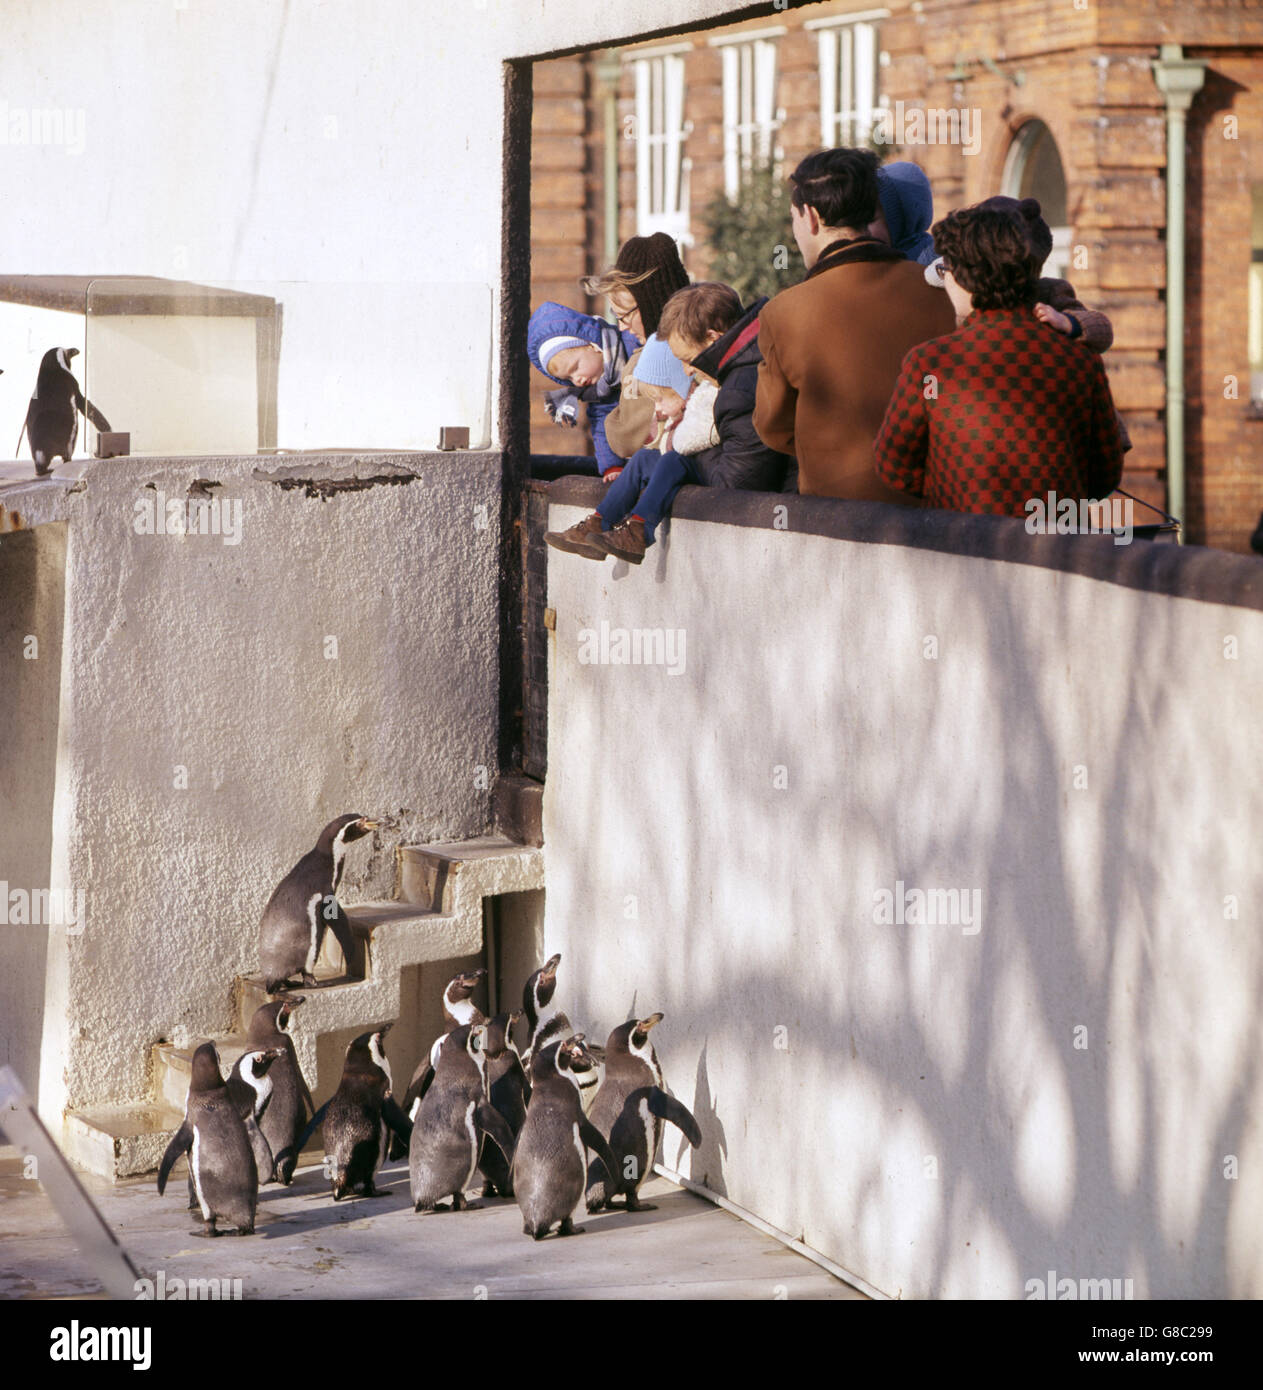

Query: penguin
[[513, 1035, 618, 1240], [521, 954, 567, 1069], [299, 1023, 412, 1199], [397, 968, 488, 1129], [521, 955, 604, 1113], [158, 1041, 260, 1237], [259, 814, 379, 994], [239, 996, 315, 1184], [409, 1021, 515, 1212], [226, 1045, 285, 1186], [22, 348, 111, 476], [479, 1010, 528, 1198], [585, 1013, 702, 1213]]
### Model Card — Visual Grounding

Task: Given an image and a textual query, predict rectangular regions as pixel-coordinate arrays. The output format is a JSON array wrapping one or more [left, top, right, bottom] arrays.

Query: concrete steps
[[64, 830, 545, 1178]]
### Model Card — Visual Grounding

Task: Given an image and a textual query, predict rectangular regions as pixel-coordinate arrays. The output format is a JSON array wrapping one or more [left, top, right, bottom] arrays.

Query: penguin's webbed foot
[[558, 1217, 584, 1236], [624, 1194, 657, 1212]]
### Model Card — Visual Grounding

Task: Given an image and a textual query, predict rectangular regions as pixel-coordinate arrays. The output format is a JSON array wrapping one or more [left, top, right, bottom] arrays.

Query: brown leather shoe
[[594, 516, 647, 565], [545, 512, 608, 560]]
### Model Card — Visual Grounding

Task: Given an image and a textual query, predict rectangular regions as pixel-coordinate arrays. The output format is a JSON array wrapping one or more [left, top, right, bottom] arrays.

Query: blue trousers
[[596, 447, 701, 544]]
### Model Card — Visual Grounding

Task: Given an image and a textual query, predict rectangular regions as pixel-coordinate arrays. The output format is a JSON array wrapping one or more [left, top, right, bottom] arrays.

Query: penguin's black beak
[[640, 1013, 664, 1032], [65, 347, 79, 360]]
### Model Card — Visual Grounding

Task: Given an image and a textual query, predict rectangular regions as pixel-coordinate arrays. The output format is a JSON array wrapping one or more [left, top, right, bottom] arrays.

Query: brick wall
[[530, 0, 1263, 548]]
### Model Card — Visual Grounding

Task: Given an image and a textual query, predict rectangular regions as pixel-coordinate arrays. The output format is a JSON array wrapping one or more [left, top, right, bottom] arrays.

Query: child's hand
[[1035, 302, 1073, 335]]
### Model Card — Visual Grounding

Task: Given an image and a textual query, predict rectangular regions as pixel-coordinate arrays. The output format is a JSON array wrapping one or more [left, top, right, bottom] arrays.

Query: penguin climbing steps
[[62, 834, 544, 1180]]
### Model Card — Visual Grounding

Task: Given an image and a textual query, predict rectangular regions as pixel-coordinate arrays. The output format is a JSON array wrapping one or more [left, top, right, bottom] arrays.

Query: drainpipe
[[596, 49, 623, 272], [1151, 44, 1206, 541]]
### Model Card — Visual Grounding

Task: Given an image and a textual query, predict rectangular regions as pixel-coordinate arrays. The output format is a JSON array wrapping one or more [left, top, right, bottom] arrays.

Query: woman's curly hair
[[931, 206, 1040, 310]]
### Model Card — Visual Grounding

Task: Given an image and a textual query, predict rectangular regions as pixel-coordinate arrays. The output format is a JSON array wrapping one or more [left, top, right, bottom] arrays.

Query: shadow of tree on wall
[[557, 524, 1263, 1297]]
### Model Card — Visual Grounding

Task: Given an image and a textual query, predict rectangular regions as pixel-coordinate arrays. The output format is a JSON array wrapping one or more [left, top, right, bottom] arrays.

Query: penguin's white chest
[[463, 1101, 479, 1187], [304, 893, 323, 972], [638, 1097, 655, 1181], [190, 1129, 210, 1220]]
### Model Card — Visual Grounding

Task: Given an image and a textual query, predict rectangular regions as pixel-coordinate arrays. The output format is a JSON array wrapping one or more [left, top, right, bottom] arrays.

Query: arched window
[[1002, 119, 1070, 282]]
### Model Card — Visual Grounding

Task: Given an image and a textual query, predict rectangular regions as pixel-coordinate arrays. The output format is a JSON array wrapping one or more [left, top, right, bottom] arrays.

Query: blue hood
[[527, 301, 637, 384], [877, 162, 937, 265]]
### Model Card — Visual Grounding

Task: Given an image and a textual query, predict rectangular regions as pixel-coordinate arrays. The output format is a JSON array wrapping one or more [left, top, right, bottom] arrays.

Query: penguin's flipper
[[382, 1095, 413, 1151], [75, 390, 112, 434], [579, 1119, 619, 1184], [297, 1068, 317, 1120], [326, 901, 361, 978], [245, 1115, 275, 1184], [399, 1063, 434, 1121], [296, 1100, 330, 1154], [648, 1089, 702, 1148], [157, 1122, 193, 1195], [474, 1103, 515, 1165], [225, 1072, 253, 1121], [584, 1157, 608, 1212]]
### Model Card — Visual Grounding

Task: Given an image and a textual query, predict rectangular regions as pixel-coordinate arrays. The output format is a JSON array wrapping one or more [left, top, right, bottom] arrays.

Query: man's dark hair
[[788, 148, 880, 230], [931, 206, 1039, 310]]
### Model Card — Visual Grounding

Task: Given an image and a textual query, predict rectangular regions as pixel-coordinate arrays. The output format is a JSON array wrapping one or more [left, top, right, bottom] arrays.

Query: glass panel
[[83, 279, 491, 455]]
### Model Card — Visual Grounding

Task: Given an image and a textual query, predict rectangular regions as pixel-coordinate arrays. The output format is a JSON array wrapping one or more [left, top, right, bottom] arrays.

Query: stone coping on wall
[[0, 450, 497, 530], [548, 475, 1263, 615]]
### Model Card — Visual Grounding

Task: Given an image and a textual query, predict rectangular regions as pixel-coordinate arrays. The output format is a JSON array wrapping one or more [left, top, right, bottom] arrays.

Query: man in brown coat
[[753, 148, 957, 501]]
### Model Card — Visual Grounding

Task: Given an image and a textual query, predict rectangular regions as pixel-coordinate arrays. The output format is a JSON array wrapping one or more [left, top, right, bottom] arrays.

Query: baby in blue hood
[[527, 301, 640, 476], [872, 161, 937, 265]]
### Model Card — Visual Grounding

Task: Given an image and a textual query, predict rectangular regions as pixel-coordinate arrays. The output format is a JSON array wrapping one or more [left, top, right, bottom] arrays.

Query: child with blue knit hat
[[545, 333, 718, 560], [527, 300, 640, 476]]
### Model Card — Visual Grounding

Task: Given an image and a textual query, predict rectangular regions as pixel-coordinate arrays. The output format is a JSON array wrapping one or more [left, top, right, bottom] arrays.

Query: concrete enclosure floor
[[0, 1148, 863, 1301]]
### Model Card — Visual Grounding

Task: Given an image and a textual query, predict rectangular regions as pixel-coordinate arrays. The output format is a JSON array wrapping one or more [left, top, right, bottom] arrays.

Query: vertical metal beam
[[597, 49, 623, 271], [498, 59, 534, 773], [1152, 44, 1207, 542]]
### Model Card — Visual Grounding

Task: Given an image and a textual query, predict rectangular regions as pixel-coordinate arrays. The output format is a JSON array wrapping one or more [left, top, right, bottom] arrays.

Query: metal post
[[1151, 44, 1207, 542]]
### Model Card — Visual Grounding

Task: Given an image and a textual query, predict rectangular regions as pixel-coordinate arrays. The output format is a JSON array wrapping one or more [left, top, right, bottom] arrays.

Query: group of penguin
[[2, 346, 112, 474], [159, 814, 703, 1242]]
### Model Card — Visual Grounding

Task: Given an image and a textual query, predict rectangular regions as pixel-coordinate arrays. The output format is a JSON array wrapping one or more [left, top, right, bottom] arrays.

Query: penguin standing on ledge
[[259, 814, 379, 994], [22, 348, 111, 476]]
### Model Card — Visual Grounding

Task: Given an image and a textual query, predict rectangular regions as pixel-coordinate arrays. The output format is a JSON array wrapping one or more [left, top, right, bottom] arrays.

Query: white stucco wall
[[543, 499, 1263, 1299], [0, 453, 500, 1124], [0, 0, 767, 456]]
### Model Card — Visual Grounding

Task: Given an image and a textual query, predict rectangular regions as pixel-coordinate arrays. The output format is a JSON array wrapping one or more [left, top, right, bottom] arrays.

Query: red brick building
[[530, 0, 1263, 552]]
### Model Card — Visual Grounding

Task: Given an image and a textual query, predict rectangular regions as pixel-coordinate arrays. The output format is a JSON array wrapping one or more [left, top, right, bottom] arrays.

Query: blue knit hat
[[632, 333, 691, 397]]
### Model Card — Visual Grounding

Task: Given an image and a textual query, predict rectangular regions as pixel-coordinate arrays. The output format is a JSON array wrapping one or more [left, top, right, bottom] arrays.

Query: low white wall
[[543, 487, 1263, 1299], [0, 452, 501, 1125]]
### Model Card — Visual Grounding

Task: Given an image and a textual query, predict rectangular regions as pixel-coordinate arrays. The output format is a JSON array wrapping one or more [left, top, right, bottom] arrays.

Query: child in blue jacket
[[527, 301, 640, 477]]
